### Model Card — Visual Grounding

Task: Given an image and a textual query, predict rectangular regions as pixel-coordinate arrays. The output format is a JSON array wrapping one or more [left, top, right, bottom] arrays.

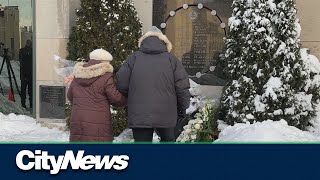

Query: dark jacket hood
[[74, 60, 114, 86], [140, 37, 168, 54], [138, 31, 173, 54]]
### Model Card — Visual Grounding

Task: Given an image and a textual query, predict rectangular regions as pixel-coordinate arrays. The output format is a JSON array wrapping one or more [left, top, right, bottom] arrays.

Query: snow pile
[[216, 120, 320, 142], [0, 112, 160, 142], [113, 129, 160, 142], [264, 76, 282, 100], [189, 79, 200, 96], [301, 48, 320, 75], [0, 113, 69, 142], [295, 19, 301, 40]]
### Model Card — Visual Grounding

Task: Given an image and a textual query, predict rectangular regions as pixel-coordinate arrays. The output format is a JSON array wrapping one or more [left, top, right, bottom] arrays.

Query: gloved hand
[[64, 74, 75, 86]]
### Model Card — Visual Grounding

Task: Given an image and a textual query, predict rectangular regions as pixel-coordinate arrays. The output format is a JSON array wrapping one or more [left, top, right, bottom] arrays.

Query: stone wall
[[297, 0, 320, 59]]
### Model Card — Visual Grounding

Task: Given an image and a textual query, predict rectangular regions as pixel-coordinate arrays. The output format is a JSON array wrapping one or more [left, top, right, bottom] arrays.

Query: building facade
[[0, 6, 20, 60], [32, 0, 320, 122], [21, 26, 32, 49]]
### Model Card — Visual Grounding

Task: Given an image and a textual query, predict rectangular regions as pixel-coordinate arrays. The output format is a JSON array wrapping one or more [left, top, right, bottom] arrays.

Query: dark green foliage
[[111, 107, 128, 136], [65, 102, 72, 130], [67, 0, 143, 71]]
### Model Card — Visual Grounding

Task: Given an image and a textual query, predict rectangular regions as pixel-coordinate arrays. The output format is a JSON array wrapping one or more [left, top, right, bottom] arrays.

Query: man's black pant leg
[[156, 128, 175, 142], [20, 79, 27, 107], [132, 128, 154, 142]]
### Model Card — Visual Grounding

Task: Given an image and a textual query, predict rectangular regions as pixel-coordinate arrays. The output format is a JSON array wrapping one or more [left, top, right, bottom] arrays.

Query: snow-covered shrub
[[67, 0, 142, 72], [65, 102, 72, 130], [220, 0, 320, 130], [111, 107, 128, 136]]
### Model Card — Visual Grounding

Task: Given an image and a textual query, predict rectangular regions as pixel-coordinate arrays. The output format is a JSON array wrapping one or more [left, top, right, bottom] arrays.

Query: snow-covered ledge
[[189, 79, 224, 104], [196, 85, 224, 100]]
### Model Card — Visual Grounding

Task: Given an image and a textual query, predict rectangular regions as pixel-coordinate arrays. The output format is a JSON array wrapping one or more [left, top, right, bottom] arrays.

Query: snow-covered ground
[[0, 113, 69, 142], [0, 112, 161, 142], [2, 110, 320, 142], [215, 98, 320, 142], [114, 128, 160, 142]]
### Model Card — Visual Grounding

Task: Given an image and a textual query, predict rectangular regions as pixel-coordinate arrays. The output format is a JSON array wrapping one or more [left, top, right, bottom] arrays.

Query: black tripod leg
[[0, 58, 5, 74], [0, 58, 5, 95], [6, 59, 15, 101], [0, 84, 3, 95], [8, 61, 21, 96]]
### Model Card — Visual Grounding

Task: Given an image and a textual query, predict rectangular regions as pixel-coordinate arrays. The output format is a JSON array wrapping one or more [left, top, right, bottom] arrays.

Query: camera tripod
[[0, 48, 21, 101]]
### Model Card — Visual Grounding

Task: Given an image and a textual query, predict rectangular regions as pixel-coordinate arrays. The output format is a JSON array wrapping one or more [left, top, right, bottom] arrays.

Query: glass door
[[0, 0, 34, 115]]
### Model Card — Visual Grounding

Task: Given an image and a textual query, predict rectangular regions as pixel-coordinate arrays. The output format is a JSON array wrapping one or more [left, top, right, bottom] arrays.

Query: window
[[0, 0, 34, 114]]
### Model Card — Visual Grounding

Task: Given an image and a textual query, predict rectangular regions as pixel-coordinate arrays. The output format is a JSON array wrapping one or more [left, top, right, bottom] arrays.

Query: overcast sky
[[0, 0, 32, 28]]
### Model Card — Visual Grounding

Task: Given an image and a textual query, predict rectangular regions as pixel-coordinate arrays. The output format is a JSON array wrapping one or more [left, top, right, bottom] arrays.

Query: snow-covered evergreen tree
[[67, 0, 142, 71], [269, 0, 320, 129], [67, 0, 143, 136], [220, 0, 320, 130]]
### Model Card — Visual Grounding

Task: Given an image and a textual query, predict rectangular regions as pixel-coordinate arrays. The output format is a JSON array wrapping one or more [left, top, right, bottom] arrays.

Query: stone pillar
[[132, 0, 153, 33], [35, 0, 80, 123]]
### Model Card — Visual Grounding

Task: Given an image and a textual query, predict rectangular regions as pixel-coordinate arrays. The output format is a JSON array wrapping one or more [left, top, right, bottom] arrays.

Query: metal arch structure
[[160, 3, 227, 37]]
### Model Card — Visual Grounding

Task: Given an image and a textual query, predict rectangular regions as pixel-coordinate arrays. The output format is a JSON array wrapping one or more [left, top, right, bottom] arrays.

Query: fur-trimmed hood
[[139, 31, 173, 53], [74, 60, 114, 79]]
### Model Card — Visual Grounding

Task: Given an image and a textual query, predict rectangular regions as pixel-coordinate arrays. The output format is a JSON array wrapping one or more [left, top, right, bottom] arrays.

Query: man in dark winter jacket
[[117, 26, 191, 142], [19, 40, 33, 109]]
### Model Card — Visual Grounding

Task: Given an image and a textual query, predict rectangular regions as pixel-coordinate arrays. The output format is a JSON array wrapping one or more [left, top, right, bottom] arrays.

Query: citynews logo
[[16, 150, 129, 175]]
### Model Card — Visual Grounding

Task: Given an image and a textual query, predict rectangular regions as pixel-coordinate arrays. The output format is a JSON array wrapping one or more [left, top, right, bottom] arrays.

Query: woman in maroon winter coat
[[67, 49, 127, 142]]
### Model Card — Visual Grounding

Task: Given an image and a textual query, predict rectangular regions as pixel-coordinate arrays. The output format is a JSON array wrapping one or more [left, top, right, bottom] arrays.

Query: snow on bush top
[[301, 48, 320, 74], [264, 77, 282, 101], [216, 120, 320, 142]]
